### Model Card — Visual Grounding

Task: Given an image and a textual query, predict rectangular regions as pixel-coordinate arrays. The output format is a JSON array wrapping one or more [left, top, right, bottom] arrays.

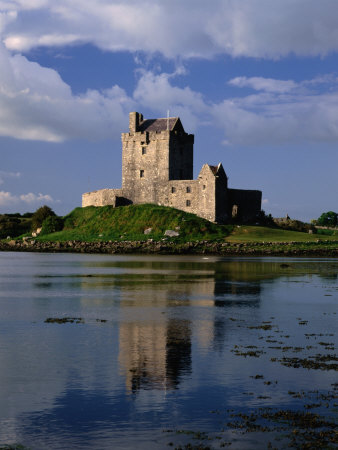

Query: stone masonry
[[82, 112, 262, 223]]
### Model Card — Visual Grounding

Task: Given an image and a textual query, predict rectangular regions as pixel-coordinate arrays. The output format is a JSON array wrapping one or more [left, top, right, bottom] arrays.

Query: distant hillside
[[37, 204, 232, 242], [0, 214, 32, 239]]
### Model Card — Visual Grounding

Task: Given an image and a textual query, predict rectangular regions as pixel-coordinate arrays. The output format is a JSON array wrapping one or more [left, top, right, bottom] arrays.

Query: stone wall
[[166, 179, 199, 215], [82, 189, 127, 207], [121, 130, 170, 204], [227, 189, 262, 222], [195, 165, 216, 222]]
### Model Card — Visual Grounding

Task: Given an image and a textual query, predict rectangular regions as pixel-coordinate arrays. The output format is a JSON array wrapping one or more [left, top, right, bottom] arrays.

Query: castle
[[82, 112, 262, 223]]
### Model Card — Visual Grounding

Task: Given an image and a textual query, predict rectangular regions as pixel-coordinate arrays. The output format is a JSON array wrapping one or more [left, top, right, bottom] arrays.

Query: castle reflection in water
[[74, 257, 333, 393], [87, 259, 265, 393]]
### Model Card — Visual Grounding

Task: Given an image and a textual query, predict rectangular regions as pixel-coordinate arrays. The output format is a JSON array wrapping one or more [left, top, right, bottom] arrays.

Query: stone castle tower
[[121, 112, 194, 204], [82, 112, 262, 223]]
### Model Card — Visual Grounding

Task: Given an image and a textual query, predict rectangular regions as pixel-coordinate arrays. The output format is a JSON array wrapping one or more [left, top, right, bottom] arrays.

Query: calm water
[[0, 252, 337, 449]]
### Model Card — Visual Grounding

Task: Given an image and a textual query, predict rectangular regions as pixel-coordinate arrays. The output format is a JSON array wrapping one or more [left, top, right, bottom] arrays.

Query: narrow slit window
[[171, 186, 176, 193], [203, 185, 206, 190], [186, 186, 191, 193], [140, 170, 144, 178], [186, 200, 191, 207], [142, 147, 146, 155]]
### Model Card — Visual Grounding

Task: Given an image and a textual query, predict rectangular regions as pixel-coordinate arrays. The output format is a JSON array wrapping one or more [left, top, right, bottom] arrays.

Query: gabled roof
[[138, 117, 179, 132], [208, 165, 218, 175], [200, 163, 227, 181]]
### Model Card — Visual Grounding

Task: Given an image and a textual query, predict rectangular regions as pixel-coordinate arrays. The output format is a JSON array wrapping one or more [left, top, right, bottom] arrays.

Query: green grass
[[316, 228, 338, 236], [9, 205, 337, 245], [37, 204, 232, 242], [227, 225, 338, 242]]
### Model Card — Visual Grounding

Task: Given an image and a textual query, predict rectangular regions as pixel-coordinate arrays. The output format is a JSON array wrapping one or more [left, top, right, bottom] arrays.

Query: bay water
[[0, 252, 337, 449]]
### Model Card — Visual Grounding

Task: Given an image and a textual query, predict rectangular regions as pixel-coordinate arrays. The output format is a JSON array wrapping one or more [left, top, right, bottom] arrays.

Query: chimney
[[129, 112, 143, 133]]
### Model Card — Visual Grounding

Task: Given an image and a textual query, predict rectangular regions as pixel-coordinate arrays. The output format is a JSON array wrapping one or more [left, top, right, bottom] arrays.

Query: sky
[[1, 0, 338, 222]]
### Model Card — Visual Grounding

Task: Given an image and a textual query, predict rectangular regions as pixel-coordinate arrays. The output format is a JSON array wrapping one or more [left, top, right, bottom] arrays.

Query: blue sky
[[1, 0, 338, 221]]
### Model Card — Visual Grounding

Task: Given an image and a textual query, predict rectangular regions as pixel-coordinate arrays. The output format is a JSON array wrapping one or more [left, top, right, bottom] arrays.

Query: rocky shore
[[1, 238, 338, 256]]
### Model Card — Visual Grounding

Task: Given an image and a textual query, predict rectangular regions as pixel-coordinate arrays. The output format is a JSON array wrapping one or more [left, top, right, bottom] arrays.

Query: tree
[[31, 205, 56, 231], [317, 211, 337, 228], [40, 216, 64, 235], [0, 215, 31, 238]]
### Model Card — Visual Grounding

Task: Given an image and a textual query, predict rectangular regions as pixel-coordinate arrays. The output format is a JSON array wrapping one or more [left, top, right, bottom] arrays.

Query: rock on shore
[[0, 239, 337, 256]]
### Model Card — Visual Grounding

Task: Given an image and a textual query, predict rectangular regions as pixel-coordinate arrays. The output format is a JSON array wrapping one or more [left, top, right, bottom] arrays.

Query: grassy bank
[[2, 205, 338, 254], [227, 225, 338, 242]]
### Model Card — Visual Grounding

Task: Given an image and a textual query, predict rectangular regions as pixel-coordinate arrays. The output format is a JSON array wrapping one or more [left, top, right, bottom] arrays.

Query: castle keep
[[82, 112, 262, 223]]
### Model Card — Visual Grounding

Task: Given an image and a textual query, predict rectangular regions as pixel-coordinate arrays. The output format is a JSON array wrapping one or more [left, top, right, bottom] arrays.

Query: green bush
[[31, 205, 56, 231], [40, 216, 64, 235]]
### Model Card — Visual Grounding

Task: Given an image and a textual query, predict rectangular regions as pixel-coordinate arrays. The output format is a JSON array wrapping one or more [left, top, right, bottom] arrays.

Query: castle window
[[186, 200, 191, 207], [203, 185, 206, 190], [141, 147, 146, 155], [171, 186, 176, 193], [186, 186, 191, 193], [140, 170, 144, 178]]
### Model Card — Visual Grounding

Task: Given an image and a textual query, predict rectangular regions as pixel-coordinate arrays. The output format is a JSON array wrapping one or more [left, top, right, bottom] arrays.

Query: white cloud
[[2, 39, 338, 148], [1, 1, 338, 59], [0, 1, 338, 147], [134, 70, 208, 131], [0, 190, 55, 207], [229, 77, 298, 93], [0, 191, 17, 206], [213, 76, 338, 145], [19, 192, 53, 203], [0, 171, 21, 185], [134, 71, 338, 146], [0, 42, 133, 142]]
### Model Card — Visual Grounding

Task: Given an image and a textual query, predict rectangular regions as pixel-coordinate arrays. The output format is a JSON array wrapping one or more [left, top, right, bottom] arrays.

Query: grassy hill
[[4, 204, 338, 244], [37, 204, 232, 242]]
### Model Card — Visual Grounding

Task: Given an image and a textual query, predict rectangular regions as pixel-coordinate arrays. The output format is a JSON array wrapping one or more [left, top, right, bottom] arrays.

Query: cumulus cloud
[[133, 71, 338, 146], [134, 70, 208, 131], [2, 39, 338, 148], [0, 40, 208, 141], [0, 1, 338, 146], [213, 76, 338, 145], [0, 190, 55, 207], [1, 0, 338, 59], [19, 192, 53, 203], [0, 41, 134, 142]]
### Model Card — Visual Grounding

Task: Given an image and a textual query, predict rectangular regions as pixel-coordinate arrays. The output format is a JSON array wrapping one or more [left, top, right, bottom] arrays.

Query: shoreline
[[1, 239, 338, 256]]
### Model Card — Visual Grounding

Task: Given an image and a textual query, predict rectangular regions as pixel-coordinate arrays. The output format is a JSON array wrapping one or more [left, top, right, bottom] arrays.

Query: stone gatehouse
[[82, 112, 262, 223]]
